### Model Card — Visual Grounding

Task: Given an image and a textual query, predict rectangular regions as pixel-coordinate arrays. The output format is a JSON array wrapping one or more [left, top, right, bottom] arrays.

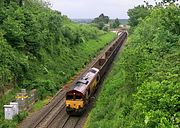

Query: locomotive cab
[[66, 90, 85, 115], [65, 67, 100, 115]]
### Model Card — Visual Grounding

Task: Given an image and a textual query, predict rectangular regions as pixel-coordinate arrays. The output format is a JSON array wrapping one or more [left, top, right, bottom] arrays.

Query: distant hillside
[[71, 19, 128, 25], [71, 19, 93, 24], [119, 19, 128, 25], [110, 19, 128, 25]]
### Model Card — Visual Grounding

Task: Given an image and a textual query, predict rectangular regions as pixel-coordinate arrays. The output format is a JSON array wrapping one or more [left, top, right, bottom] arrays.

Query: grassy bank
[[85, 42, 135, 128], [0, 32, 116, 127], [0, 0, 117, 127], [30, 32, 116, 112]]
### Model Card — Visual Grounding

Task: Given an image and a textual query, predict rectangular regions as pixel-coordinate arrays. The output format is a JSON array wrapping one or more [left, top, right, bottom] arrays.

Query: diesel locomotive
[[66, 68, 100, 115]]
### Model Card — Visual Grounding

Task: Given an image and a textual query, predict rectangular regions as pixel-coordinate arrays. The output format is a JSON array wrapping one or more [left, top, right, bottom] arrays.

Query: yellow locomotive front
[[66, 90, 86, 115]]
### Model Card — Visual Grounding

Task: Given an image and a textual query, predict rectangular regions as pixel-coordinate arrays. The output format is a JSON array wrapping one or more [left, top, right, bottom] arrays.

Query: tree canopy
[[92, 13, 109, 24], [110, 18, 121, 29], [91, 13, 110, 30], [127, 5, 150, 27]]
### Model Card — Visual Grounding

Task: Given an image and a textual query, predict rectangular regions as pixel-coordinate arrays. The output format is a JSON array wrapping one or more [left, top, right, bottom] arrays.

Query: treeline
[[91, 13, 121, 30], [87, 1, 179, 128]]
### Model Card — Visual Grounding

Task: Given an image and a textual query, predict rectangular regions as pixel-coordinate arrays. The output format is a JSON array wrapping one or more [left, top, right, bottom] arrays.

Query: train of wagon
[[65, 31, 127, 115]]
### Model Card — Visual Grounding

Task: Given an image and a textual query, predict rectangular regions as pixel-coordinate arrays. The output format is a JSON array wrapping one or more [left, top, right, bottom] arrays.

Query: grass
[[31, 98, 51, 112], [85, 43, 136, 128]]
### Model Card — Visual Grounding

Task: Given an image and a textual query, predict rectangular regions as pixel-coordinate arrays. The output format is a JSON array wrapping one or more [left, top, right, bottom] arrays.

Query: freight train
[[65, 31, 127, 115]]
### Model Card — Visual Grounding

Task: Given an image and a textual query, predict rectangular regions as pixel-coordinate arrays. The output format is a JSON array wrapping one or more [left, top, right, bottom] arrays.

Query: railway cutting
[[19, 31, 127, 128]]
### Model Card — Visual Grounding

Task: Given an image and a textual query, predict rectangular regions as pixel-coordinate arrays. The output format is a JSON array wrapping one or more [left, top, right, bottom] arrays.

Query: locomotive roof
[[68, 67, 99, 95]]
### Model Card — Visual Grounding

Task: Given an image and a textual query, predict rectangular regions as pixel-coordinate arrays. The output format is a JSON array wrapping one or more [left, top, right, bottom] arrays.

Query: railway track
[[29, 90, 66, 128], [30, 90, 81, 128], [19, 31, 127, 128]]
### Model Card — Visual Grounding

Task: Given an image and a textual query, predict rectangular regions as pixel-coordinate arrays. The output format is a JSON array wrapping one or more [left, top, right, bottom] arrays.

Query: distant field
[[71, 19, 93, 24], [71, 19, 128, 25], [119, 19, 128, 25]]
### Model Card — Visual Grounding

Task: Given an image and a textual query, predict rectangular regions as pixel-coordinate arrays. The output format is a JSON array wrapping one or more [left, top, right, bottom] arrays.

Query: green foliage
[[0, 0, 113, 90], [0, 88, 19, 126], [110, 18, 121, 28], [86, 55, 134, 128], [0, 120, 17, 128], [132, 81, 180, 127], [155, 0, 180, 6], [0, 30, 28, 91], [91, 13, 110, 30], [14, 111, 28, 123], [31, 98, 50, 112], [96, 22, 105, 30], [87, 4, 180, 128], [0, 110, 27, 128], [35, 80, 57, 100], [102, 26, 108, 31], [92, 13, 109, 24], [0, 0, 116, 127], [128, 5, 150, 27]]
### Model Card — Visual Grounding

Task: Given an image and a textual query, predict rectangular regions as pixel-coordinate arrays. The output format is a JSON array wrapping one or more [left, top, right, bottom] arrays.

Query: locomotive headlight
[[78, 105, 81, 109], [66, 104, 70, 107]]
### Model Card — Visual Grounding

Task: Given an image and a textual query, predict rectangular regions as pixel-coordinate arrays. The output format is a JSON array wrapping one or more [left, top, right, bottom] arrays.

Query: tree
[[114, 18, 120, 26], [110, 18, 121, 28], [92, 13, 110, 30], [92, 13, 109, 24], [19, 0, 23, 6], [97, 22, 105, 30], [127, 5, 150, 27], [155, 0, 179, 6]]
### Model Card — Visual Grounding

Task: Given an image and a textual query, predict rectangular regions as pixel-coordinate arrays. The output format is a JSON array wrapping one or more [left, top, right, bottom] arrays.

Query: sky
[[47, 0, 155, 19]]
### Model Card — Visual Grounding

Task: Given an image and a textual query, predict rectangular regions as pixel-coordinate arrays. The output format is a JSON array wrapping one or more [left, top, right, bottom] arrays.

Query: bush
[[36, 80, 57, 100], [14, 111, 28, 123]]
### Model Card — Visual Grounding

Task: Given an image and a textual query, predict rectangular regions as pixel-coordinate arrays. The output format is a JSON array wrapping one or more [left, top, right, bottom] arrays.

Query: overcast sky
[[47, 0, 155, 19]]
